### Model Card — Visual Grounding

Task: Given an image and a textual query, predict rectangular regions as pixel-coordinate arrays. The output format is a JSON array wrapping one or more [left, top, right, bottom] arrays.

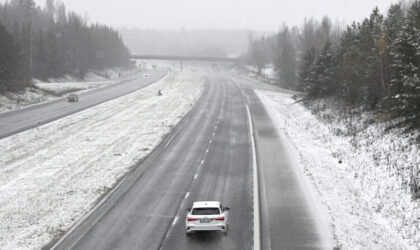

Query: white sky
[[29, 0, 400, 30]]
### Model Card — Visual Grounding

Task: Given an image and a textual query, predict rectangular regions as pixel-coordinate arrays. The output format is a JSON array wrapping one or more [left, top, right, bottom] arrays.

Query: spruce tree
[[335, 24, 364, 104], [389, 0, 420, 129], [383, 4, 405, 97], [307, 41, 336, 98], [298, 47, 316, 93]]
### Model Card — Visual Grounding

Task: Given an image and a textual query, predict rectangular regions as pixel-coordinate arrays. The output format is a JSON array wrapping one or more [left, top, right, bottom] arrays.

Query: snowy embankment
[[0, 67, 141, 113], [0, 72, 204, 249], [256, 90, 419, 249], [243, 65, 277, 83]]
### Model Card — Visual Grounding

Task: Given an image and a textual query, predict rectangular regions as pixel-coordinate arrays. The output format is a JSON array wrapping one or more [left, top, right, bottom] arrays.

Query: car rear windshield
[[192, 208, 220, 215]]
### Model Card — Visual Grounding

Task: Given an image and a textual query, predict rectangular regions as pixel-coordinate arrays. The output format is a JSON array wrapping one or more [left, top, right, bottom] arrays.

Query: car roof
[[192, 201, 221, 208]]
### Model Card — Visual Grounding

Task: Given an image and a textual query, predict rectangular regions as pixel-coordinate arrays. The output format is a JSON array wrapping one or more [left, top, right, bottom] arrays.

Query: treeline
[[248, 0, 420, 130], [247, 16, 341, 89], [0, 0, 130, 92]]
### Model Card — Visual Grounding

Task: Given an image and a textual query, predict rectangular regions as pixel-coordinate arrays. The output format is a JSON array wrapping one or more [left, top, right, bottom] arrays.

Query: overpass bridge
[[131, 54, 241, 63]]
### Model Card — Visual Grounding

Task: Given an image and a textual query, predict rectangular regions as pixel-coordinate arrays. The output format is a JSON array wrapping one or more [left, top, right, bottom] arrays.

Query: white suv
[[186, 201, 230, 234]]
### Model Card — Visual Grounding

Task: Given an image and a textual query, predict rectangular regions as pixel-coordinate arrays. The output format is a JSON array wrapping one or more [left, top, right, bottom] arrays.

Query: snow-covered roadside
[[0, 67, 141, 113], [256, 89, 419, 249], [243, 65, 277, 83], [0, 72, 204, 249]]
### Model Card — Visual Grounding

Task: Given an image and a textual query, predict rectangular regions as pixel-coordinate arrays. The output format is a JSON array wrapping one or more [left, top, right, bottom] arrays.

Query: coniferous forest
[[247, 1, 420, 132], [0, 0, 130, 92]]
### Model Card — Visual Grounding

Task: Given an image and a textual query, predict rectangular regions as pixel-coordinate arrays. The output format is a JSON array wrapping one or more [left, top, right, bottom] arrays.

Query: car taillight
[[214, 217, 225, 221], [187, 217, 198, 221]]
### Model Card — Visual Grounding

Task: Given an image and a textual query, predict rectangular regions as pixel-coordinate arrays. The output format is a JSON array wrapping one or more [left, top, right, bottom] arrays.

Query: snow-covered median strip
[[256, 90, 419, 249], [0, 72, 204, 249]]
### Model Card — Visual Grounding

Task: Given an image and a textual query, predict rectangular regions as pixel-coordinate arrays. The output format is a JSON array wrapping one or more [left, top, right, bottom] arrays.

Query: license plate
[[200, 219, 212, 223]]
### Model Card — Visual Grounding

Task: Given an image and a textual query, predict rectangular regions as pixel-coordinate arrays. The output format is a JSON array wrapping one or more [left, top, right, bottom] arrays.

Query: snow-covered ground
[[244, 65, 277, 82], [0, 72, 204, 249], [0, 67, 141, 113], [256, 90, 419, 249]]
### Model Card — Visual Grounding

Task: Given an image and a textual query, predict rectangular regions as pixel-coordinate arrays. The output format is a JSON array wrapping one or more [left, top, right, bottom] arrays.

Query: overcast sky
[[29, 0, 400, 31]]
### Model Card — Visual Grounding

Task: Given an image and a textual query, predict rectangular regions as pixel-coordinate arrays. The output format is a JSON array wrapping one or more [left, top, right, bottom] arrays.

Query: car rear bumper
[[186, 223, 226, 232]]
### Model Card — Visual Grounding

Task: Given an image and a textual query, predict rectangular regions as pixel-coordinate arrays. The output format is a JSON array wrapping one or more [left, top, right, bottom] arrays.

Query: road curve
[[0, 70, 167, 139]]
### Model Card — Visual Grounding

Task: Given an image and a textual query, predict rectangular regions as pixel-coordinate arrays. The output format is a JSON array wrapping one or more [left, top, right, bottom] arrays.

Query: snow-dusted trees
[[247, 36, 271, 75], [247, 16, 339, 89], [0, 0, 130, 90], [388, 1, 420, 129], [0, 21, 25, 92], [274, 26, 297, 89], [303, 41, 336, 98], [300, 1, 419, 130], [248, 1, 420, 131], [297, 47, 316, 93]]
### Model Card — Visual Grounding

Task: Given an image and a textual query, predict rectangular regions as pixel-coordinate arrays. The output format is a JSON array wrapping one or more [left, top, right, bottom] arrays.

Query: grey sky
[[31, 0, 399, 30]]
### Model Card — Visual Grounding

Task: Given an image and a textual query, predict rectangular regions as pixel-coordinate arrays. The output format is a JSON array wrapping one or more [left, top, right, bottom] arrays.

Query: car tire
[[224, 224, 228, 235]]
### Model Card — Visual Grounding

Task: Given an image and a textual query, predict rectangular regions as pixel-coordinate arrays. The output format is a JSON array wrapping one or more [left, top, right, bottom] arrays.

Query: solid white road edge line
[[50, 175, 129, 250], [246, 104, 261, 250], [172, 216, 179, 226]]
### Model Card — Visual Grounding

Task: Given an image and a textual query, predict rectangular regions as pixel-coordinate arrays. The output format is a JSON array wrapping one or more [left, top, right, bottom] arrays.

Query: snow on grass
[[0, 88, 57, 113], [0, 67, 141, 113], [256, 89, 419, 249], [0, 72, 204, 249], [35, 67, 142, 95], [244, 64, 277, 81]]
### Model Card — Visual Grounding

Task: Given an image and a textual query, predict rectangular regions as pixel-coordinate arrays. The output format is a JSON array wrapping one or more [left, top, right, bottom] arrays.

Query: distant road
[[0, 70, 167, 139]]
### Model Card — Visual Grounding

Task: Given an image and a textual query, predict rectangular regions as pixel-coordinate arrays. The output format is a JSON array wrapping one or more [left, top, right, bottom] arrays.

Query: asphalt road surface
[[49, 70, 332, 250], [230, 74, 333, 249], [6, 69, 333, 250], [53, 72, 254, 250], [0, 70, 167, 139]]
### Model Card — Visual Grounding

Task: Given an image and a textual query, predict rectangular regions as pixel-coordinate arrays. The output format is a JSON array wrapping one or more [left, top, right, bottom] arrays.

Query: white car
[[186, 201, 230, 234], [143, 73, 149, 78]]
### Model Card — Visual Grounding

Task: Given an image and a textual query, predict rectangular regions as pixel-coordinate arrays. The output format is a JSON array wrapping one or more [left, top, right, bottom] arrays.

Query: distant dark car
[[66, 94, 79, 103]]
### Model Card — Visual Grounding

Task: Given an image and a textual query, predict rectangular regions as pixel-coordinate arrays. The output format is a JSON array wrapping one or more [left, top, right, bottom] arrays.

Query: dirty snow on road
[[256, 89, 419, 249], [0, 72, 204, 249]]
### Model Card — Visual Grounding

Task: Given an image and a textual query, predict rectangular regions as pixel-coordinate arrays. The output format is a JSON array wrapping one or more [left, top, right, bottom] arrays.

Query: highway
[[51, 72, 254, 250], [231, 74, 332, 249], [49, 70, 331, 250], [0, 67, 331, 249], [0, 70, 167, 139]]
